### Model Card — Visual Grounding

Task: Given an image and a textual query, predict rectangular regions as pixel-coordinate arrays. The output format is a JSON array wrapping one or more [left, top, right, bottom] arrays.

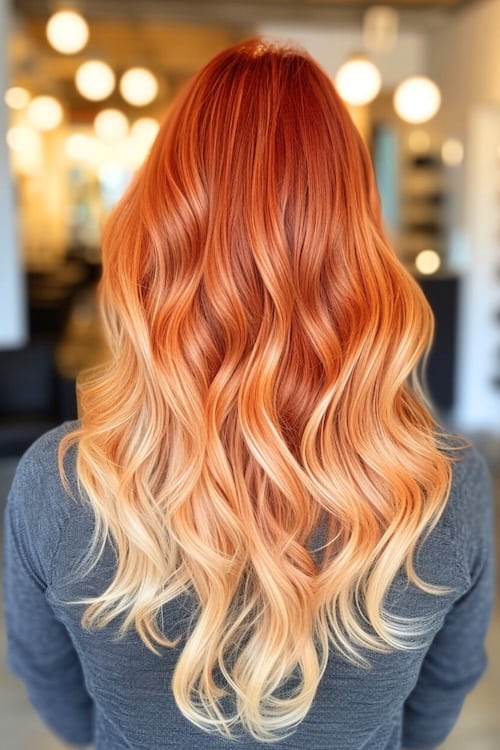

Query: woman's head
[[61, 38, 452, 743]]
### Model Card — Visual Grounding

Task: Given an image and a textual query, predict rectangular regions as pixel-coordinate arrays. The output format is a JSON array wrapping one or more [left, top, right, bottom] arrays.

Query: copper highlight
[[59, 38, 453, 743]]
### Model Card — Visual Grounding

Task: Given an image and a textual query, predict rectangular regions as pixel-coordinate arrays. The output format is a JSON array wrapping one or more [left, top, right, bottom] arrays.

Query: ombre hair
[[59, 38, 454, 743]]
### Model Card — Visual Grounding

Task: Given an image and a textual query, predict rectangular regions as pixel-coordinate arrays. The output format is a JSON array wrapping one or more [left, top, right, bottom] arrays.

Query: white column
[[454, 104, 500, 433], [0, 0, 27, 349]]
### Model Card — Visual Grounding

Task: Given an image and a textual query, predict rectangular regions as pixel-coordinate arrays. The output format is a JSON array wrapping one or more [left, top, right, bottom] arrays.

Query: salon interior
[[0, 0, 499, 747]]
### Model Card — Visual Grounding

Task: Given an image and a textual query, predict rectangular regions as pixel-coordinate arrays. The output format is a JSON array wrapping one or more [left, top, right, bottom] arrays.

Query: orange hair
[[60, 38, 453, 743]]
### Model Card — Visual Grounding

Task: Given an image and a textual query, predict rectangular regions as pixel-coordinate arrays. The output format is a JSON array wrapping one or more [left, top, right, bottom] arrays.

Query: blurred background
[[0, 0, 499, 748]]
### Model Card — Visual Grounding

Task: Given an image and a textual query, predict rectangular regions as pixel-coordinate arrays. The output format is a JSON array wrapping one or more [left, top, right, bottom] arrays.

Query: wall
[[256, 23, 429, 89], [429, 0, 500, 432], [0, 0, 27, 349]]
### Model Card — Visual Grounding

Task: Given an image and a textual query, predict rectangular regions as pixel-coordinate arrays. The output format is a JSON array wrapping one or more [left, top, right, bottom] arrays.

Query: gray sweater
[[2, 422, 495, 750]]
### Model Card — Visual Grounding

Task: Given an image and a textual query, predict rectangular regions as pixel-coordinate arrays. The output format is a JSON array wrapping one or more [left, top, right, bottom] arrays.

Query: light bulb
[[94, 109, 129, 143], [415, 249, 441, 275], [119, 67, 158, 107], [46, 10, 89, 55], [27, 95, 63, 131], [4, 86, 31, 109], [6, 125, 43, 173], [130, 117, 160, 143], [363, 5, 399, 53], [335, 56, 382, 107], [65, 133, 100, 162], [6, 124, 41, 152], [394, 77, 441, 124], [75, 60, 116, 101]]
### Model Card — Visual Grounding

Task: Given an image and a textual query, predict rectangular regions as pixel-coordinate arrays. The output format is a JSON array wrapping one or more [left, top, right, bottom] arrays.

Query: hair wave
[[60, 38, 453, 743]]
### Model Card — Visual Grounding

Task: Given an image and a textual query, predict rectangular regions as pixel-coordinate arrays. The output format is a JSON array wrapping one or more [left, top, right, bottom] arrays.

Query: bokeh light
[[335, 56, 382, 106], [4, 86, 31, 110], [75, 61, 116, 102], [119, 67, 159, 107], [27, 95, 63, 131], [94, 109, 129, 143], [415, 249, 441, 275], [394, 76, 441, 124], [46, 10, 89, 55]]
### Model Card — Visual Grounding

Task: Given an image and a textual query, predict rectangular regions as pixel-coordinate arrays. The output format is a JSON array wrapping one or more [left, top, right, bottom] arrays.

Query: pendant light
[[119, 67, 158, 107], [394, 76, 441, 124], [335, 55, 382, 107], [76, 60, 116, 101], [46, 9, 89, 55]]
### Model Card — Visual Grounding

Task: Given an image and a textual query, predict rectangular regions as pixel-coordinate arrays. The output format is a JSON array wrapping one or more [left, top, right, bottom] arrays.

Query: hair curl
[[59, 38, 453, 743]]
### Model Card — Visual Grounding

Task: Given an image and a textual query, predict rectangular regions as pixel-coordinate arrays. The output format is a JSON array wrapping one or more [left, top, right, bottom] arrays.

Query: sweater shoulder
[[17, 420, 80, 470], [443, 438, 493, 583], [14, 419, 80, 490], [5, 421, 83, 585]]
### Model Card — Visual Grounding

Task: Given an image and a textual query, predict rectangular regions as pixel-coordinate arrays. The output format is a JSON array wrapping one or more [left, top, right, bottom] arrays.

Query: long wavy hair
[[59, 38, 453, 743]]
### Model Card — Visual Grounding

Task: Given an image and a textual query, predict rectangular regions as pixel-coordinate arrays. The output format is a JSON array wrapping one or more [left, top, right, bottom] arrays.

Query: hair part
[[59, 37, 454, 743]]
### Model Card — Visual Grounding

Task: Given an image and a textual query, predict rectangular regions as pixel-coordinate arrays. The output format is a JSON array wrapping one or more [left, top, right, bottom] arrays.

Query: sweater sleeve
[[2, 437, 95, 747], [402, 447, 495, 749]]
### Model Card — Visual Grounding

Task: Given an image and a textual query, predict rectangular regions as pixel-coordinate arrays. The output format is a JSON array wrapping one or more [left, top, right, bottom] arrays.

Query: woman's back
[[4, 421, 493, 749]]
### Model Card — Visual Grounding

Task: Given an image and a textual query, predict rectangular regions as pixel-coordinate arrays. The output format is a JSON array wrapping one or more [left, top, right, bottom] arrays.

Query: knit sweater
[[3, 422, 495, 750]]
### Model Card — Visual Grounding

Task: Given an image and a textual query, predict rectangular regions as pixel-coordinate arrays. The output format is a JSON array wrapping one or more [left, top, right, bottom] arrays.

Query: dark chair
[[0, 340, 67, 457]]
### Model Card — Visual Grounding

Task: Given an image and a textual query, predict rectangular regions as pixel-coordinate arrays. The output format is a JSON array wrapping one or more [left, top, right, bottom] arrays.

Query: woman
[[3, 38, 494, 750]]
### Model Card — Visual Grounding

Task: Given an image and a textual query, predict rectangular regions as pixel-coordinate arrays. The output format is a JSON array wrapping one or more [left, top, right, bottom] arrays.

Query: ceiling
[[8, 0, 477, 122], [13, 0, 476, 25]]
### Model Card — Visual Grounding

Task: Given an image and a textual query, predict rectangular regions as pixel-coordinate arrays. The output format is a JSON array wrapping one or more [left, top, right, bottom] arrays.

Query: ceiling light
[[415, 249, 441, 275], [4, 86, 31, 109], [94, 109, 129, 143], [363, 5, 399, 53], [75, 60, 116, 101], [27, 95, 63, 131], [119, 67, 159, 107], [6, 124, 41, 152], [46, 10, 89, 55], [65, 133, 100, 162], [393, 76, 441, 124], [130, 117, 160, 144], [6, 125, 43, 174], [335, 56, 382, 107]]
